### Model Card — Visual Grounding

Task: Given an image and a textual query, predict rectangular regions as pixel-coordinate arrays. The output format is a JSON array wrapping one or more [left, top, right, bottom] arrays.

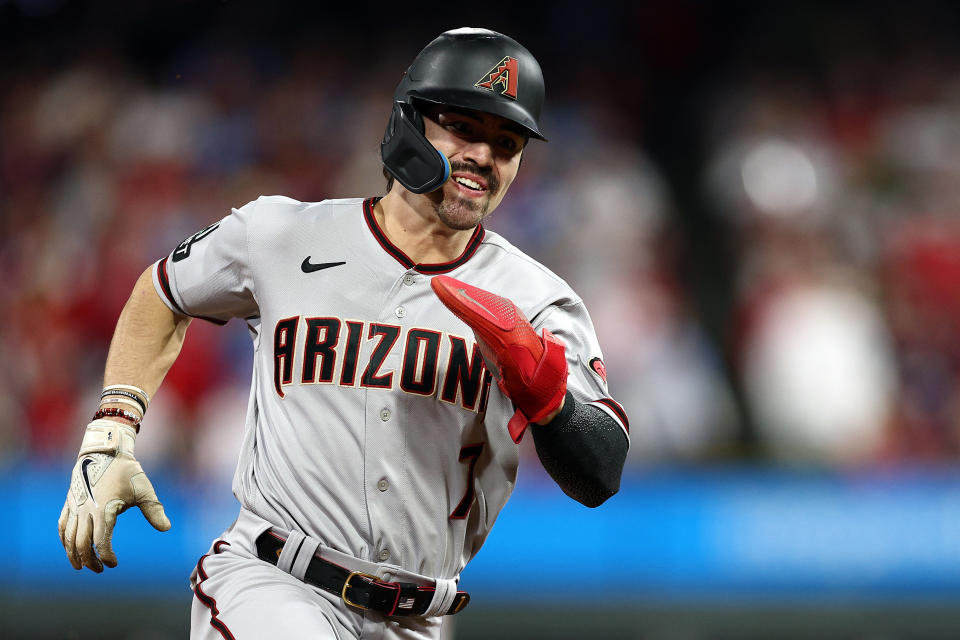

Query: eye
[[446, 119, 473, 135], [497, 136, 521, 154]]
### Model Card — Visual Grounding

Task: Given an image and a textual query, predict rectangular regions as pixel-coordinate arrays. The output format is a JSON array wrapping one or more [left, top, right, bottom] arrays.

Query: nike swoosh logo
[[301, 257, 346, 273], [81, 458, 98, 506]]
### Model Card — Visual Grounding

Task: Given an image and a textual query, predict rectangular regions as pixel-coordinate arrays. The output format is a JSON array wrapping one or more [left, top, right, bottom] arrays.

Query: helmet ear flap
[[381, 101, 451, 194]]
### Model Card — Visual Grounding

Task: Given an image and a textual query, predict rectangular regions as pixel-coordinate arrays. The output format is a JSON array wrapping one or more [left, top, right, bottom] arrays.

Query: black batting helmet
[[381, 27, 547, 194]]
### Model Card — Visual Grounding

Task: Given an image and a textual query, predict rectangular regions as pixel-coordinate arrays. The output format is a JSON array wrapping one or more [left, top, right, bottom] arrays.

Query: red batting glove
[[431, 275, 568, 442]]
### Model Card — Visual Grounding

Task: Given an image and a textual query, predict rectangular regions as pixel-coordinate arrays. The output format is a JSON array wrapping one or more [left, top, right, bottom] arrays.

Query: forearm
[[530, 392, 628, 508], [103, 267, 191, 397], [60, 266, 182, 572]]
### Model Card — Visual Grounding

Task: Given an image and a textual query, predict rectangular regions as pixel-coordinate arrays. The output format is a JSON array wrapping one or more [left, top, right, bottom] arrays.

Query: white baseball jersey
[[153, 195, 629, 581]]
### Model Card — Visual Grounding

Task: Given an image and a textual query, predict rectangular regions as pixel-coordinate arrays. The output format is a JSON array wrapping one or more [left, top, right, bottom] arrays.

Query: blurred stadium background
[[3, 1, 960, 638]]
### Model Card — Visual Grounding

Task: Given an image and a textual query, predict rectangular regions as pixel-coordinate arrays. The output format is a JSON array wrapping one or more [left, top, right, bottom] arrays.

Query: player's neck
[[376, 192, 477, 265]]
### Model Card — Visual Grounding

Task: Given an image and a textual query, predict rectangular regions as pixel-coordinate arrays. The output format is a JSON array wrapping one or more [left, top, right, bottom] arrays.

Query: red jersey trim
[[156, 257, 187, 315], [193, 540, 235, 640], [362, 197, 485, 274], [591, 398, 630, 433], [156, 257, 228, 326]]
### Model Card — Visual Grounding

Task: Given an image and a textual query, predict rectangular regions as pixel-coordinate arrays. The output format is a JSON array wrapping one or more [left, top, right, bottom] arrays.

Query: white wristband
[[102, 384, 151, 408]]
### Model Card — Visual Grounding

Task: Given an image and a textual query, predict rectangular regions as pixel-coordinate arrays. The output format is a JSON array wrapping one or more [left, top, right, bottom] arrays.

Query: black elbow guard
[[531, 392, 628, 506]]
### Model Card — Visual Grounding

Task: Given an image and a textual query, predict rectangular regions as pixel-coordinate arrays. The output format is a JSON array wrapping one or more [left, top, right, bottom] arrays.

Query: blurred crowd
[[3, 30, 960, 483], [706, 56, 960, 465]]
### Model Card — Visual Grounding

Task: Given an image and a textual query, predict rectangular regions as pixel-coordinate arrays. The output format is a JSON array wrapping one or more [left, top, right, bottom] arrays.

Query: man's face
[[419, 105, 527, 230]]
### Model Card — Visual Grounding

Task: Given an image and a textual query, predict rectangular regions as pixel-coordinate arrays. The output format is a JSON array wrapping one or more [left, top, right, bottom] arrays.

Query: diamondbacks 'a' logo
[[475, 56, 519, 99]]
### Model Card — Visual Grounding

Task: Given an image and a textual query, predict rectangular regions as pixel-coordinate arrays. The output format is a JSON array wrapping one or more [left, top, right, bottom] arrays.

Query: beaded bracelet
[[93, 407, 142, 431]]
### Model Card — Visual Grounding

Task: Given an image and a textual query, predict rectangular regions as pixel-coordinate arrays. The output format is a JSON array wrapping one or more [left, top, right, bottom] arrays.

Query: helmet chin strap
[[381, 102, 451, 194]]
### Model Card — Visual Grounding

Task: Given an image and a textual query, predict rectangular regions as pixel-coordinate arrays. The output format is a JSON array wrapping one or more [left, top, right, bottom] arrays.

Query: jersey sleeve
[[533, 300, 630, 440], [152, 199, 259, 325]]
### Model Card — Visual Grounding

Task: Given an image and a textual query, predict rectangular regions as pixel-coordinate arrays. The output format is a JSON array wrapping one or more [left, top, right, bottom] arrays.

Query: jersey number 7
[[449, 443, 484, 520]]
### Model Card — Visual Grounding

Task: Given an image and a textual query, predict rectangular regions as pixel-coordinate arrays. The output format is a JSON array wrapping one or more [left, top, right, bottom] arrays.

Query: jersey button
[[380, 408, 392, 422], [378, 549, 391, 562], [402, 274, 416, 286], [377, 478, 389, 492], [395, 306, 406, 319]]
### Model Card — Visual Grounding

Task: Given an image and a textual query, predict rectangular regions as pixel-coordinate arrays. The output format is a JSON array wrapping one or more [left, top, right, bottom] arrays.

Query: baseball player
[[58, 28, 629, 639]]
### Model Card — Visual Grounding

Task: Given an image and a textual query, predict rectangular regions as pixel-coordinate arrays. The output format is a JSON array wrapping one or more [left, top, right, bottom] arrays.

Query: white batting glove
[[57, 419, 171, 572]]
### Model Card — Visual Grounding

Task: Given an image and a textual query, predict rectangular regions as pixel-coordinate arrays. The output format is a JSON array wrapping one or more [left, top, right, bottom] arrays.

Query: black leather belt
[[255, 531, 470, 617]]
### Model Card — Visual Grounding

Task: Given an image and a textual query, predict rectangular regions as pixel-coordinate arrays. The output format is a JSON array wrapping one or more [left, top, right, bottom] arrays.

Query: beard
[[436, 193, 489, 230], [434, 161, 500, 230]]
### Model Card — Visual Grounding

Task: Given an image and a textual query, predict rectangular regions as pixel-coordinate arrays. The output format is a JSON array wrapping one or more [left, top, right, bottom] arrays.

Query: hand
[[58, 419, 171, 572], [431, 275, 568, 442]]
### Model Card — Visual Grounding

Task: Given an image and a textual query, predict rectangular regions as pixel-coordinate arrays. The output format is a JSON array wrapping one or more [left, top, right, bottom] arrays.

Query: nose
[[460, 139, 494, 168]]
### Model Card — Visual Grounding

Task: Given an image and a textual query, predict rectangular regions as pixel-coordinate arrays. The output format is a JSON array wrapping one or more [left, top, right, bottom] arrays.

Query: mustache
[[449, 161, 499, 192]]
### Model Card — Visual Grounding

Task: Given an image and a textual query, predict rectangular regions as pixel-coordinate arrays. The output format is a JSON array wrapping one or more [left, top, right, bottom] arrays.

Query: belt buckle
[[449, 592, 471, 614], [341, 571, 379, 610]]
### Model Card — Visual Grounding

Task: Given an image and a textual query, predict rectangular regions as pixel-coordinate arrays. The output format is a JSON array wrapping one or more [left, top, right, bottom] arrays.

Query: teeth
[[454, 176, 482, 190]]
